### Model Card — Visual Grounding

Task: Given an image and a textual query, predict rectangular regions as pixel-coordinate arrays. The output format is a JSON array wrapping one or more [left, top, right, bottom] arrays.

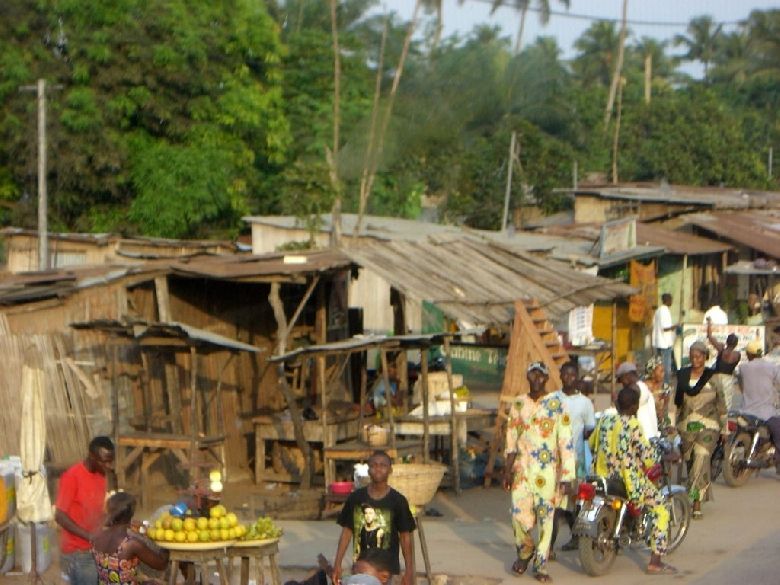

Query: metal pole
[[501, 131, 516, 232], [37, 79, 48, 271]]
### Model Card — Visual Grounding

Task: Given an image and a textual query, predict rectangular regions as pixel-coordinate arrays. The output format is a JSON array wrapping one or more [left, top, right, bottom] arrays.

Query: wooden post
[[420, 349, 430, 464], [318, 355, 332, 486], [443, 337, 460, 495], [610, 302, 617, 400], [269, 282, 313, 489], [358, 359, 367, 442], [154, 276, 172, 322], [189, 346, 198, 482], [379, 350, 396, 451]]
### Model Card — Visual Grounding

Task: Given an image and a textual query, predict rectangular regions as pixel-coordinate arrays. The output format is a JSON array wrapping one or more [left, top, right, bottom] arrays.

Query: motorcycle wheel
[[664, 491, 691, 554], [578, 509, 617, 576], [723, 432, 753, 487]]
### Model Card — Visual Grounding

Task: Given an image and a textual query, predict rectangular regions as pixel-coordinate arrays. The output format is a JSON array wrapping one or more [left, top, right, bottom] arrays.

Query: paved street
[[277, 471, 780, 585]]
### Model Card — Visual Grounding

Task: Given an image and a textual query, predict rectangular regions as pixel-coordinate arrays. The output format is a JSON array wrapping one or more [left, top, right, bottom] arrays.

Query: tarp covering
[[17, 365, 52, 523]]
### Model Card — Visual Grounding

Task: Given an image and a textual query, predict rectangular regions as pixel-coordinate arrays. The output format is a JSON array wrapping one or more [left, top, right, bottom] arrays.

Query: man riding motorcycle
[[589, 385, 676, 575], [737, 339, 780, 474]]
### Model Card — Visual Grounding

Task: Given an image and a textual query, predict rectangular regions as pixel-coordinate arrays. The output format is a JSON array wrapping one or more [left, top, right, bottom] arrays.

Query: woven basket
[[389, 463, 447, 507], [362, 425, 389, 447]]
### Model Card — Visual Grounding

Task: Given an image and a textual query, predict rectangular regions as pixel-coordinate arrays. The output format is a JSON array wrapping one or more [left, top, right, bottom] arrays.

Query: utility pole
[[20, 79, 60, 271]]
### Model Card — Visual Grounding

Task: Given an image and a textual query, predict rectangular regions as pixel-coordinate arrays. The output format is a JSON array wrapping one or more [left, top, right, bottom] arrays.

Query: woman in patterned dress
[[92, 492, 169, 585], [674, 341, 727, 519]]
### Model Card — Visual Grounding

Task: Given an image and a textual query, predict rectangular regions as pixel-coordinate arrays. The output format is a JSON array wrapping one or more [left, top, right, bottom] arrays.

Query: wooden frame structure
[[266, 332, 478, 494], [72, 319, 262, 506]]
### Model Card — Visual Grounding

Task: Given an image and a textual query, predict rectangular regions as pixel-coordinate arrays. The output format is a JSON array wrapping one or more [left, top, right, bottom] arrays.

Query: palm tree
[[571, 21, 621, 87], [674, 15, 723, 82], [490, 0, 571, 53]]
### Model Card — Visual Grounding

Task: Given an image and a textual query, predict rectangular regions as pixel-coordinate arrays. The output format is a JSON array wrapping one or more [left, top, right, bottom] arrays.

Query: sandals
[[692, 509, 703, 520], [511, 557, 532, 576], [534, 573, 552, 582], [646, 562, 678, 575]]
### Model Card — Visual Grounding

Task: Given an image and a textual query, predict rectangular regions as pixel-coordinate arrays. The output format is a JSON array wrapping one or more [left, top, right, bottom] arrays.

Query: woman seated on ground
[[92, 491, 169, 585]]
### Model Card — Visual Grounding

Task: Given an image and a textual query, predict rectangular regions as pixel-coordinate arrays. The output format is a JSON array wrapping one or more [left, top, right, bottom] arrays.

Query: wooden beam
[[380, 350, 397, 451], [443, 337, 460, 495], [420, 350, 430, 464], [269, 282, 313, 489], [154, 276, 172, 322]]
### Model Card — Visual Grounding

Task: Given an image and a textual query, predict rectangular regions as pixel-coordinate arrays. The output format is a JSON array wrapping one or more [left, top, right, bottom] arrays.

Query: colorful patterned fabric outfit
[[505, 393, 575, 575], [589, 413, 669, 555], [92, 534, 140, 585], [675, 368, 726, 503]]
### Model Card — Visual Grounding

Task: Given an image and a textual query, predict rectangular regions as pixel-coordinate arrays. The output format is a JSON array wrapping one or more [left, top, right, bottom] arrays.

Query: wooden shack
[[0, 251, 354, 485]]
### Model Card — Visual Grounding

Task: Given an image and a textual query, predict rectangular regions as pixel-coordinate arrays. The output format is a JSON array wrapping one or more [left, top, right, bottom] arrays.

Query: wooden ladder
[[483, 299, 569, 487]]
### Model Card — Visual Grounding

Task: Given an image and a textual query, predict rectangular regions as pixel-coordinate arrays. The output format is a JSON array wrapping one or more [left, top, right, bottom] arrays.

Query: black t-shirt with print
[[337, 486, 416, 574]]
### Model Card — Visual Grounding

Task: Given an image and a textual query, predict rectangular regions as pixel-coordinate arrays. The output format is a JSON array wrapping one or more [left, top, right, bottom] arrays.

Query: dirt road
[[279, 470, 780, 585]]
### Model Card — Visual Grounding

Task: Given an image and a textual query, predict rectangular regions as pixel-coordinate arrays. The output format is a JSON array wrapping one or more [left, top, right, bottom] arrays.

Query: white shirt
[[554, 391, 596, 477], [652, 305, 674, 349], [703, 305, 728, 325], [637, 380, 659, 439]]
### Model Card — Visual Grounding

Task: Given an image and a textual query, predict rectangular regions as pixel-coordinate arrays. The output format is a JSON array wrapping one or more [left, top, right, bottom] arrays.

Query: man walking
[[738, 340, 780, 474], [504, 362, 575, 582], [333, 451, 416, 585], [551, 362, 595, 553], [55, 436, 115, 585], [652, 293, 677, 385]]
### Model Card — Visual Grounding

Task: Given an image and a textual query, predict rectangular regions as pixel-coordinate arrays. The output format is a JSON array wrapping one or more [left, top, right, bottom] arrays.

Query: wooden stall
[[264, 332, 487, 495], [72, 319, 263, 507]]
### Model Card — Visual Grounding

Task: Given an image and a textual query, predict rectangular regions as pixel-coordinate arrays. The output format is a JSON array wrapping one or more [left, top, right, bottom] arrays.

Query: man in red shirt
[[55, 436, 115, 585]]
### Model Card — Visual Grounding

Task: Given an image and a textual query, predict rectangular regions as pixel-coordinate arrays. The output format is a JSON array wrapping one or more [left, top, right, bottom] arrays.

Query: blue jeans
[[61, 550, 97, 585], [656, 347, 674, 385]]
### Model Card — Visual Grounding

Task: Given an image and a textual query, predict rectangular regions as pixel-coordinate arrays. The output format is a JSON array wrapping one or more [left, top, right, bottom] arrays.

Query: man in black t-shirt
[[333, 451, 416, 585]]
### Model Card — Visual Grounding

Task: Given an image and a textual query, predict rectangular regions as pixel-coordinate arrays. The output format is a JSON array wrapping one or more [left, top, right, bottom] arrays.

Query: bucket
[[0, 460, 20, 523], [15, 522, 51, 574], [0, 520, 14, 574]]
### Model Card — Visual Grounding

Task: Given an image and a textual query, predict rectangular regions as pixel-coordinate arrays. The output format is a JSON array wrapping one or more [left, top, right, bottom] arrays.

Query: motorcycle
[[721, 411, 777, 487], [572, 436, 692, 577]]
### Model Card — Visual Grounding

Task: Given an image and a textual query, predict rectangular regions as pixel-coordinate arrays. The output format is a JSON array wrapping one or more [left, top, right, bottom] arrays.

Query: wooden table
[[394, 409, 496, 437], [116, 432, 226, 508], [252, 413, 360, 484], [166, 546, 231, 585], [322, 439, 424, 487], [394, 409, 496, 493], [227, 540, 282, 585]]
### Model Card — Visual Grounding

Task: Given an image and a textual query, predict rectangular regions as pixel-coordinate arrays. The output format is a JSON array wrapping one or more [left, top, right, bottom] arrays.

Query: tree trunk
[[355, 0, 421, 236], [355, 20, 388, 239], [514, 6, 529, 54], [604, 0, 628, 128], [328, 0, 342, 247]]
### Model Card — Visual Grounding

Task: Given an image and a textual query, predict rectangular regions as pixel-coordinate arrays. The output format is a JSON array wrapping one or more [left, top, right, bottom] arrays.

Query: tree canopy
[[0, 1, 777, 237]]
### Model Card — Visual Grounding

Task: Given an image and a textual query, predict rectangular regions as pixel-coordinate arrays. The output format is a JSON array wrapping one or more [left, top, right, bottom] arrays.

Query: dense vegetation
[[0, 1, 778, 237]]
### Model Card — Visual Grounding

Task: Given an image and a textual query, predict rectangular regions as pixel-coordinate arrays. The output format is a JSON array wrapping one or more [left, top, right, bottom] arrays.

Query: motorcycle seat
[[733, 412, 765, 427], [606, 478, 628, 499]]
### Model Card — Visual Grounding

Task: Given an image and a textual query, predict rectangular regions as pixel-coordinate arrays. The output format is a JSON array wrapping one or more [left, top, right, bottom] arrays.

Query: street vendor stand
[[161, 539, 282, 585], [265, 332, 480, 494]]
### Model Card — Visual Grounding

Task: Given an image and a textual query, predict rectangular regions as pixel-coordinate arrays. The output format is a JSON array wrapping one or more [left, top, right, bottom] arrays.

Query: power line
[[466, 0, 748, 28]]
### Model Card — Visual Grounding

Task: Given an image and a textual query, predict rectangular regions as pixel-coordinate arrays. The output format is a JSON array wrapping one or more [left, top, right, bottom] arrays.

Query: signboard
[[599, 217, 636, 258], [680, 323, 766, 366], [449, 344, 507, 389]]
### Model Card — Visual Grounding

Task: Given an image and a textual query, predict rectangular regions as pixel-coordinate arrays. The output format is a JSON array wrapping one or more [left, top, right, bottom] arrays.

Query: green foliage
[[0, 1, 777, 240]]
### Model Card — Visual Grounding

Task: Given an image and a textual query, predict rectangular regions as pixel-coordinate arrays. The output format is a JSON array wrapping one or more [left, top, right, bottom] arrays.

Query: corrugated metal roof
[[71, 319, 262, 352], [635, 223, 731, 256], [269, 332, 461, 362], [0, 250, 353, 305], [539, 222, 729, 257], [168, 249, 352, 281], [341, 237, 634, 325], [683, 211, 780, 259], [566, 182, 780, 209]]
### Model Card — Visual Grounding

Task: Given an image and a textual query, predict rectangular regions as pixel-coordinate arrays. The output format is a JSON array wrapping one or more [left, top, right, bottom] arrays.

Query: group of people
[[501, 359, 676, 582]]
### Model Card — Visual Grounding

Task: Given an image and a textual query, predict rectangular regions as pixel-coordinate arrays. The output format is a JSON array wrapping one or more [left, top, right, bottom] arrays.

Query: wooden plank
[[154, 276, 172, 322], [443, 337, 460, 495]]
